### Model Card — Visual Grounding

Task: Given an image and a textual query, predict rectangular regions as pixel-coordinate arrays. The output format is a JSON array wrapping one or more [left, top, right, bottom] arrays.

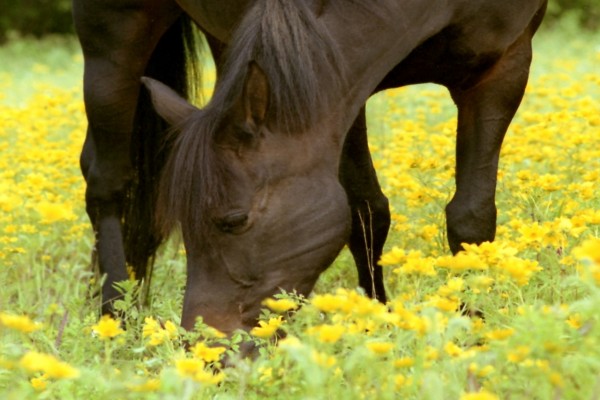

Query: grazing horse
[[73, 0, 547, 334]]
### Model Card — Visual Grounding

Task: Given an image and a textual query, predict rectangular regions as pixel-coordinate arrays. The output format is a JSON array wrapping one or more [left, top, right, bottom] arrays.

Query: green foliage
[[0, 0, 73, 42], [545, 0, 600, 30]]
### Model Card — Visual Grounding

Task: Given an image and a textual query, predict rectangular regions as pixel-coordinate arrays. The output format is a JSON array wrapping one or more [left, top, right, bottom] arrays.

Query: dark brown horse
[[73, 0, 547, 334]]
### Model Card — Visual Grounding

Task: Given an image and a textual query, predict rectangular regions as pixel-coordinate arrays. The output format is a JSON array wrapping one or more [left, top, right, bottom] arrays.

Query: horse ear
[[141, 77, 198, 126], [243, 62, 270, 127]]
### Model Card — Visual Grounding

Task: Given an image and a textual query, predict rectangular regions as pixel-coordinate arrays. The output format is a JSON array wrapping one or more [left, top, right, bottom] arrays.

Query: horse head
[[142, 59, 350, 334]]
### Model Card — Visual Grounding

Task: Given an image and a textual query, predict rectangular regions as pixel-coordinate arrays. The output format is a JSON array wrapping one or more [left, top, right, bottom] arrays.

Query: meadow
[[0, 23, 599, 399]]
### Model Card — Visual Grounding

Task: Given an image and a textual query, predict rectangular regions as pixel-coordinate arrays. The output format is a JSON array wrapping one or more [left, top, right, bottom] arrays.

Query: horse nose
[[214, 211, 250, 233]]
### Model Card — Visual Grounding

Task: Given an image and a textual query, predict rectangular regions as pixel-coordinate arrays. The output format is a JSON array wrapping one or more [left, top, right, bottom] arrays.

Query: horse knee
[[84, 164, 132, 213], [445, 197, 496, 254]]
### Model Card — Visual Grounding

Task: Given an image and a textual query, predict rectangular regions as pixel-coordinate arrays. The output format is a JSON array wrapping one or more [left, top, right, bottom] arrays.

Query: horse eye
[[214, 212, 249, 233]]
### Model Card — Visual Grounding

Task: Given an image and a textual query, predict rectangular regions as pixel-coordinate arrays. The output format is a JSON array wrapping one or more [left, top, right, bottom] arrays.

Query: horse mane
[[157, 0, 348, 236], [213, 0, 348, 132]]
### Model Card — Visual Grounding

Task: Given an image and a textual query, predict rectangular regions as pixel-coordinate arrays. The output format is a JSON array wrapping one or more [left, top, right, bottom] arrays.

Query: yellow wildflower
[[444, 341, 463, 357], [30, 374, 48, 391], [142, 317, 160, 338], [484, 328, 515, 341], [573, 238, 600, 265], [378, 246, 407, 266], [394, 373, 412, 388], [392, 357, 413, 368], [279, 335, 302, 350], [19, 351, 80, 379], [366, 341, 394, 355], [460, 390, 499, 400], [92, 315, 124, 340], [190, 342, 227, 363], [549, 372, 564, 388], [507, 346, 531, 363], [311, 350, 337, 368], [311, 293, 340, 313], [127, 378, 161, 392], [0, 312, 42, 333], [36, 201, 76, 223], [175, 358, 225, 384], [262, 297, 298, 313], [565, 314, 582, 329], [393, 255, 437, 276], [250, 316, 283, 338], [436, 253, 486, 271], [307, 324, 345, 344], [175, 358, 204, 377], [427, 295, 460, 312]]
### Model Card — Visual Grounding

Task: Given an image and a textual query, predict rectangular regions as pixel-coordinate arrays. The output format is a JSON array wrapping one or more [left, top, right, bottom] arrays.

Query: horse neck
[[321, 2, 453, 135]]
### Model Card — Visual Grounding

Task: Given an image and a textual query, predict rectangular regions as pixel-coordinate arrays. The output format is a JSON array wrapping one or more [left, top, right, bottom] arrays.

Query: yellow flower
[[311, 294, 340, 313], [469, 363, 495, 378], [379, 246, 407, 266], [565, 314, 582, 329], [0, 312, 42, 333], [36, 201, 76, 223], [436, 253, 486, 271], [549, 372, 564, 388], [175, 358, 224, 384], [437, 277, 465, 296], [250, 316, 283, 338], [142, 317, 179, 346], [507, 346, 530, 363], [460, 390, 499, 400], [190, 342, 227, 363], [176, 358, 204, 378], [394, 357, 414, 368], [278, 335, 302, 350], [444, 341, 463, 357], [30, 375, 48, 391], [307, 324, 345, 344], [127, 378, 161, 392], [394, 373, 413, 388], [19, 351, 80, 379], [262, 297, 298, 313], [142, 317, 160, 338], [393, 255, 437, 276], [366, 341, 394, 355], [92, 315, 124, 340], [427, 295, 460, 312], [573, 238, 600, 265], [311, 350, 337, 368], [484, 328, 515, 341], [164, 321, 179, 338]]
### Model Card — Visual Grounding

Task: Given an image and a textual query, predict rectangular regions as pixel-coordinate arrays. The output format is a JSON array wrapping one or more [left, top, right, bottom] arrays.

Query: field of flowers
[[1, 26, 599, 399]]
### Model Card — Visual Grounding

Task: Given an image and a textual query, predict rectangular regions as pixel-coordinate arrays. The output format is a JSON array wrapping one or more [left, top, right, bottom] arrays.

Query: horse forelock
[[156, 109, 230, 238]]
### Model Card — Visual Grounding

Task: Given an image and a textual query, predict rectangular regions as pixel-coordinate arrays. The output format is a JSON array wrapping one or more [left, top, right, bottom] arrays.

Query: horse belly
[[378, 9, 540, 90]]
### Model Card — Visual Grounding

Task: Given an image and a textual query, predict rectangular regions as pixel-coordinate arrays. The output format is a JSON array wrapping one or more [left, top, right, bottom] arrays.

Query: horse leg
[[339, 107, 390, 303], [73, 2, 180, 314], [445, 33, 534, 254]]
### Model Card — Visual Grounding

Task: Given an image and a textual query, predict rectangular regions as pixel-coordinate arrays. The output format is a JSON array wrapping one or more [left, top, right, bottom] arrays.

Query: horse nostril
[[215, 212, 249, 233]]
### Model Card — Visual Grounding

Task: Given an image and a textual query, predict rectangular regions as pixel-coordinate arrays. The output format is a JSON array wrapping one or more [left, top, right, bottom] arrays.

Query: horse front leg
[[445, 32, 535, 254], [74, 2, 179, 314], [339, 107, 390, 303]]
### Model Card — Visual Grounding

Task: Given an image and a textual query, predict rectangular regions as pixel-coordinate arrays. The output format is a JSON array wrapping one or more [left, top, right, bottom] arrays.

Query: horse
[[73, 0, 548, 335]]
